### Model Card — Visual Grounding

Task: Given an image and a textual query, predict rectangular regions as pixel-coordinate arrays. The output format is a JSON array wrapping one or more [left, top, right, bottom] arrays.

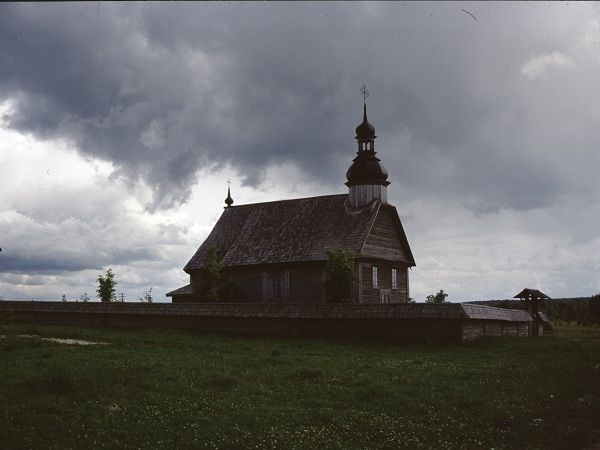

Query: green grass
[[1, 323, 599, 450], [554, 322, 600, 339]]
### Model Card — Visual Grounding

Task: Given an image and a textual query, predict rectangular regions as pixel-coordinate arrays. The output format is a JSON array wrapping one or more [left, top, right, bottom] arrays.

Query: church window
[[372, 266, 378, 287], [391, 268, 397, 289]]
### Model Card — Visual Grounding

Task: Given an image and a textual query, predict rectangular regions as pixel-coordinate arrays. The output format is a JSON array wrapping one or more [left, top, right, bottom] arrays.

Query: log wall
[[230, 269, 263, 303], [461, 320, 530, 341], [0, 302, 533, 342], [289, 267, 324, 303], [360, 263, 408, 303]]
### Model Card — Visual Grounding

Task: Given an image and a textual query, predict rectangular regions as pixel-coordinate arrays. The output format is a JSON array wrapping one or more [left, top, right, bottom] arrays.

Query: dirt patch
[[1, 334, 109, 346]]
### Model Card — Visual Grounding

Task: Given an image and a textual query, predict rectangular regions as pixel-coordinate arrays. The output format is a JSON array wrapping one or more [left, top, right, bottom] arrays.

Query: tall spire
[[225, 180, 234, 207], [346, 88, 389, 208], [356, 84, 376, 148]]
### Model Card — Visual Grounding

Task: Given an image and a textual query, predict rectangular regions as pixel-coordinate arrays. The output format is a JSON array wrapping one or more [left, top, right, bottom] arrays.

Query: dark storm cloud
[[0, 249, 152, 275], [0, 237, 158, 275], [0, 254, 90, 274], [1, 2, 598, 211]]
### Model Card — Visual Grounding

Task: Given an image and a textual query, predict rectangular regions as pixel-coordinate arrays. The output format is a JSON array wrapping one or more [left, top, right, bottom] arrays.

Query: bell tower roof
[[346, 90, 389, 188], [355, 103, 376, 140]]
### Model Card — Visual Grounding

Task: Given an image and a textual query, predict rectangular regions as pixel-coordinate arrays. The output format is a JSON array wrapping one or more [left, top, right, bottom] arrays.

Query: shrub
[[139, 287, 153, 303], [97, 268, 117, 303], [324, 248, 355, 303], [426, 289, 448, 304], [200, 246, 223, 301]]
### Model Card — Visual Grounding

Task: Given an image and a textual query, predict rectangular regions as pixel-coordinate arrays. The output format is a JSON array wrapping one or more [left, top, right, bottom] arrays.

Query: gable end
[[360, 204, 415, 265]]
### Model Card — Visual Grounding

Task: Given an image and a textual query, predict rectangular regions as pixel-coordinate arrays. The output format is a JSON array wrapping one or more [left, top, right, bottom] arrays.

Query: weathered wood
[[289, 267, 323, 303], [365, 235, 404, 250], [361, 244, 406, 261], [357, 262, 363, 304], [232, 270, 262, 303], [169, 196, 416, 305], [503, 323, 520, 336], [462, 323, 484, 341], [0, 305, 469, 341], [348, 184, 388, 208], [360, 262, 408, 303], [363, 208, 408, 261], [484, 322, 503, 336]]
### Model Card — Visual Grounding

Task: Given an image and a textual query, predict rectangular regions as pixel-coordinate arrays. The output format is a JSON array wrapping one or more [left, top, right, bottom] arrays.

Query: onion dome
[[345, 153, 389, 187]]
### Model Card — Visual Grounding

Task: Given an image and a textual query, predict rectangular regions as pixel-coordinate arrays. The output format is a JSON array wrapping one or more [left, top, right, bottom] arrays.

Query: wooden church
[[167, 100, 415, 304]]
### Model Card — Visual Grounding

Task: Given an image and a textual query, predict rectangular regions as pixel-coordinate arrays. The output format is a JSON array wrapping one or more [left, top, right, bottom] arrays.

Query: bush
[[324, 248, 355, 303], [200, 246, 223, 301], [97, 268, 117, 303], [426, 289, 448, 304]]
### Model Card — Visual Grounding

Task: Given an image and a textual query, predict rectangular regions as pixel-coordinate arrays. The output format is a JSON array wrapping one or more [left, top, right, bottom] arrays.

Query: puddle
[[1, 334, 108, 346]]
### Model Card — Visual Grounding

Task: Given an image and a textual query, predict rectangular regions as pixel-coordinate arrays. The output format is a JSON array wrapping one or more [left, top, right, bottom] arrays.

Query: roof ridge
[[225, 193, 347, 208]]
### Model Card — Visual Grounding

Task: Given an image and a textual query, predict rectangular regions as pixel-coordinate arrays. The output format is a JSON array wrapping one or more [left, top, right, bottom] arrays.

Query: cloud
[[1, 2, 597, 214], [521, 51, 574, 80], [1, 2, 599, 301], [0, 116, 340, 300]]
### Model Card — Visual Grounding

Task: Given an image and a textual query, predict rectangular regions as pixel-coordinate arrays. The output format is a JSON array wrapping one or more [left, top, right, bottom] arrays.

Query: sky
[[1, 2, 599, 303]]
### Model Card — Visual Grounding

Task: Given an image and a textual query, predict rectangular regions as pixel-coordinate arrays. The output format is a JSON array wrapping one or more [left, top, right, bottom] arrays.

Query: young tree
[[324, 248, 356, 303], [200, 246, 223, 301], [426, 289, 448, 304], [97, 268, 117, 303], [80, 292, 89, 303], [139, 287, 153, 303]]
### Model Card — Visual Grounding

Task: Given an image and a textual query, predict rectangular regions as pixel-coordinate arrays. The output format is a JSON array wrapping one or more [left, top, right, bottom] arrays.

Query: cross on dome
[[360, 84, 369, 105]]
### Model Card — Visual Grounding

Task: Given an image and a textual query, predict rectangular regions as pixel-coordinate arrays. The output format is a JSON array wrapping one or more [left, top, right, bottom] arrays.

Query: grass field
[[553, 322, 600, 339], [1, 323, 599, 450]]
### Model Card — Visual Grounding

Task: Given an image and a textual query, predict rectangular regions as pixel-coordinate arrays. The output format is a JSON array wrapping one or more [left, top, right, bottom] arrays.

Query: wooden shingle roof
[[461, 303, 532, 322], [166, 284, 193, 296], [184, 194, 414, 271]]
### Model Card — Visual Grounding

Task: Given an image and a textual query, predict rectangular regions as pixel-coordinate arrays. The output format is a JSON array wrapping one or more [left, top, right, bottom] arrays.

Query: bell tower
[[346, 86, 390, 208]]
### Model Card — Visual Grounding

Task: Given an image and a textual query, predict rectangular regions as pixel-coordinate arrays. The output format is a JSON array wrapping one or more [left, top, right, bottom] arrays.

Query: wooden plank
[[288, 267, 323, 303], [365, 235, 404, 250], [361, 244, 406, 260], [357, 262, 363, 304]]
